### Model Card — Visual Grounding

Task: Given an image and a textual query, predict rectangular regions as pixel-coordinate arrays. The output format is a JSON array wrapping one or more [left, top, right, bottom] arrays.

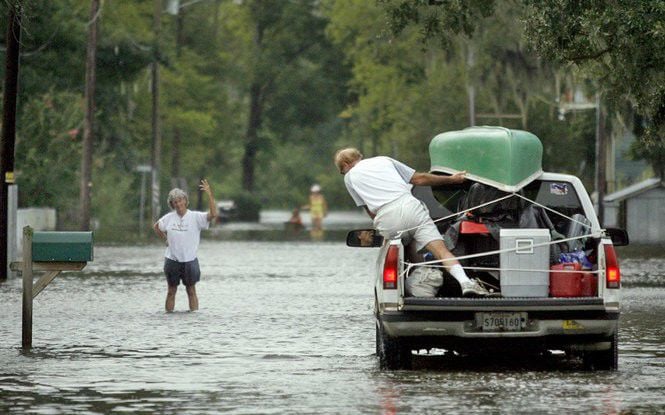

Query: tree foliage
[[327, 0, 598, 189], [1, 0, 352, 235], [380, 0, 665, 177], [0, 1, 658, 239], [523, 0, 665, 177], [381, 0, 496, 45], [215, 0, 348, 193], [15, 90, 83, 214]]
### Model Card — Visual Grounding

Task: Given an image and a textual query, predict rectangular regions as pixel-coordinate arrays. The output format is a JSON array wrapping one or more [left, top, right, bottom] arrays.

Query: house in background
[[603, 177, 665, 244]]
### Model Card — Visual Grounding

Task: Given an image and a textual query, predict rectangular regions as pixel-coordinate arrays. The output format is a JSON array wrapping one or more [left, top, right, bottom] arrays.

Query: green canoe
[[429, 126, 543, 192]]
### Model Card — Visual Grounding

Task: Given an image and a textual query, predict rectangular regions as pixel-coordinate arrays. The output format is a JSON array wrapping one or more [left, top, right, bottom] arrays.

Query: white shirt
[[344, 156, 415, 213], [158, 210, 210, 262]]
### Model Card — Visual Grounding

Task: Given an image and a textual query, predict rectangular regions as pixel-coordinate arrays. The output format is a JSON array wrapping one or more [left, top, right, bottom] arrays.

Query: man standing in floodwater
[[153, 179, 217, 311], [334, 147, 488, 296]]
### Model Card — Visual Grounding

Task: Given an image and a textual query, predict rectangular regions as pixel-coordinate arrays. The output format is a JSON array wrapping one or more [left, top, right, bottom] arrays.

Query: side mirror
[[605, 228, 629, 246], [346, 229, 384, 248]]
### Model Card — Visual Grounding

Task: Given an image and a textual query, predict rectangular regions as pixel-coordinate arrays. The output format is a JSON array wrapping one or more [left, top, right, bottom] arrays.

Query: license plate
[[477, 312, 527, 332]]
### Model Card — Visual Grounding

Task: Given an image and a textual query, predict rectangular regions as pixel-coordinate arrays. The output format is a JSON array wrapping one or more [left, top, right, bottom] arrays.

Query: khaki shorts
[[373, 194, 443, 252]]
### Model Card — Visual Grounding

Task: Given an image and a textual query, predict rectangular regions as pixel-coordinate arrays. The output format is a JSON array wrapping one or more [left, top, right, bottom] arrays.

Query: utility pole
[[1, 3, 21, 280], [594, 94, 607, 225], [467, 44, 476, 127], [151, 0, 163, 222], [558, 88, 608, 224], [135, 165, 151, 236], [171, 4, 185, 189], [80, 0, 100, 231]]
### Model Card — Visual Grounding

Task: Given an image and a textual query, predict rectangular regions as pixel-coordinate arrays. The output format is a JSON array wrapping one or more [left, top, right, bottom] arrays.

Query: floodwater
[[1, 223, 664, 413]]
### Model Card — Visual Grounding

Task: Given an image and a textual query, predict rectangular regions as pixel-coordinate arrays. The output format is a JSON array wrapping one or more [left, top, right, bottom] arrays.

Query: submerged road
[[0, 238, 663, 414]]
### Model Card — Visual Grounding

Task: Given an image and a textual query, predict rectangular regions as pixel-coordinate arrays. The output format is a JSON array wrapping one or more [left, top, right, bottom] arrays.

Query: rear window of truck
[[430, 179, 586, 235]]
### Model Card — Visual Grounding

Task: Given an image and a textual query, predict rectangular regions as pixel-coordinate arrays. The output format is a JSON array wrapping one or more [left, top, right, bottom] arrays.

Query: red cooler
[[550, 263, 583, 297], [580, 272, 598, 296]]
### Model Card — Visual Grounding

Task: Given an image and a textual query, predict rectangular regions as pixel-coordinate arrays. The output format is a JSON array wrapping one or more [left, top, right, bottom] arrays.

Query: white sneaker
[[460, 279, 489, 297]]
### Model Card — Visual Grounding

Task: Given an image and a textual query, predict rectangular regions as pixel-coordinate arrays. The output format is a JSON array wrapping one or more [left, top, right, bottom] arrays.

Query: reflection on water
[[0, 240, 664, 414]]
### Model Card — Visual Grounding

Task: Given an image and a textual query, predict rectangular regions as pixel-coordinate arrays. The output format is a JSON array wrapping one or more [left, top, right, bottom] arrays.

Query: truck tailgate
[[401, 297, 606, 312]]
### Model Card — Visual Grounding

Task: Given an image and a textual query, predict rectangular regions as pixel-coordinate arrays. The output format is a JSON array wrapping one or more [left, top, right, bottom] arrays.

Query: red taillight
[[383, 245, 399, 289], [604, 244, 621, 289]]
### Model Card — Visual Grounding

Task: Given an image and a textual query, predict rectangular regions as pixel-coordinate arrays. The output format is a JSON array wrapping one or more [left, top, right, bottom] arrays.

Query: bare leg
[[186, 285, 199, 311], [166, 285, 177, 312], [310, 217, 324, 240], [425, 239, 487, 296], [424, 239, 460, 271]]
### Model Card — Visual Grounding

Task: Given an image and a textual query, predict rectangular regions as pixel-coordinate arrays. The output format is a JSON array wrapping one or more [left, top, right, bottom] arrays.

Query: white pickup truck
[[347, 172, 628, 370]]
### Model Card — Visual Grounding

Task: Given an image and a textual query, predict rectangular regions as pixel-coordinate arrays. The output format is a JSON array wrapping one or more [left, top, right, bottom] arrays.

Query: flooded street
[[1, 235, 664, 414]]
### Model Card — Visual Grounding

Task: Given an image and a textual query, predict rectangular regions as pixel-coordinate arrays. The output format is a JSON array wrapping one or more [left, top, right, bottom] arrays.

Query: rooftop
[[603, 177, 663, 203]]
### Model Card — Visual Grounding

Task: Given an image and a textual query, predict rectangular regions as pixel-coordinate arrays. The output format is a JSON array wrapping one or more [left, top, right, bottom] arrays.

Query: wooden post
[[80, 0, 100, 231], [21, 226, 33, 349], [13, 229, 89, 348], [151, 0, 163, 223], [32, 271, 60, 299], [467, 44, 475, 127]]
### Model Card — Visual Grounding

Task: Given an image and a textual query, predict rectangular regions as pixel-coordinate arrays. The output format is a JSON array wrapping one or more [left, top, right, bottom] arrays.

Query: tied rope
[[390, 191, 603, 279], [399, 232, 601, 279], [395, 192, 592, 240]]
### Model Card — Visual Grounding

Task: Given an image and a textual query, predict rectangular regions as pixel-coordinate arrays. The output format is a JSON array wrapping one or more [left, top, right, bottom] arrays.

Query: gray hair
[[167, 188, 188, 209]]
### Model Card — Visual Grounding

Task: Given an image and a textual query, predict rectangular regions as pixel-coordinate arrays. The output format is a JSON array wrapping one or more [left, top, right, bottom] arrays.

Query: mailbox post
[[13, 226, 93, 348], [21, 228, 32, 348]]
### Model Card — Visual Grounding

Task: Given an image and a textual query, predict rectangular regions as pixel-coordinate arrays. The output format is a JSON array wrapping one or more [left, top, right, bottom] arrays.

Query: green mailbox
[[32, 231, 94, 262]]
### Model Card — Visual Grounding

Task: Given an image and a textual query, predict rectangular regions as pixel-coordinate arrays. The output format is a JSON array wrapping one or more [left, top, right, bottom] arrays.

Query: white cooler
[[499, 228, 550, 297]]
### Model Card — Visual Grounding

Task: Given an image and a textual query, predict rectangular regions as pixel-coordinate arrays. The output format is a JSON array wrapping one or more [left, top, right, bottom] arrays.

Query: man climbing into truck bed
[[334, 147, 489, 297]]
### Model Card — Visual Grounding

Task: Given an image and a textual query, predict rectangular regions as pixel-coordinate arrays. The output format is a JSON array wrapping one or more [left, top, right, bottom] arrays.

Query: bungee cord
[[390, 188, 602, 279], [393, 193, 515, 239], [409, 264, 600, 275], [399, 232, 600, 280], [393, 190, 594, 241], [512, 193, 592, 230]]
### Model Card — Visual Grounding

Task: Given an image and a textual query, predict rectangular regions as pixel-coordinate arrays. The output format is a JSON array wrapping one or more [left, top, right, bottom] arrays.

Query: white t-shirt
[[158, 210, 210, 262], [344, 156, 415, 213]]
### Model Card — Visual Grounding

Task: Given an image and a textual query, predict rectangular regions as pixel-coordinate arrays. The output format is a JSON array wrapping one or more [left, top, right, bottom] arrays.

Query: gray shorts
[[164, 258, 200, 287], [373, 194, 443, 252]]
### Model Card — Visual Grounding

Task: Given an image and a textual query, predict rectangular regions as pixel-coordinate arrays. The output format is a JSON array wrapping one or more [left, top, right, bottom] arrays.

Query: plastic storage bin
[[500, 228, 550, 297], [550, 263, 597, 297]]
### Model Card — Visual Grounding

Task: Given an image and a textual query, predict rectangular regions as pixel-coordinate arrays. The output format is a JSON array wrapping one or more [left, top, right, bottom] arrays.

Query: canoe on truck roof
[[429, 126, 543, 193]]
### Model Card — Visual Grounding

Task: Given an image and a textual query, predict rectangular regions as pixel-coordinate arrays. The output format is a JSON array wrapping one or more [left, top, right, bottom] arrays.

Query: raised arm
[[410, 171, 466, 187], [199, 179, 218, 221]]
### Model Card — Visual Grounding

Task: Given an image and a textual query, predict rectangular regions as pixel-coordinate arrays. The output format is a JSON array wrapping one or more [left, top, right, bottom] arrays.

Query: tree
[[326, 0, 458, 167], [380, 0, 665, 177], [220, 0, 340, 193], [2, 1, 152, 230], [2, 0, 87, 224], [523, 0, 665, 178], [14, 90, 83, 215], [380, 0, 496, 45]]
